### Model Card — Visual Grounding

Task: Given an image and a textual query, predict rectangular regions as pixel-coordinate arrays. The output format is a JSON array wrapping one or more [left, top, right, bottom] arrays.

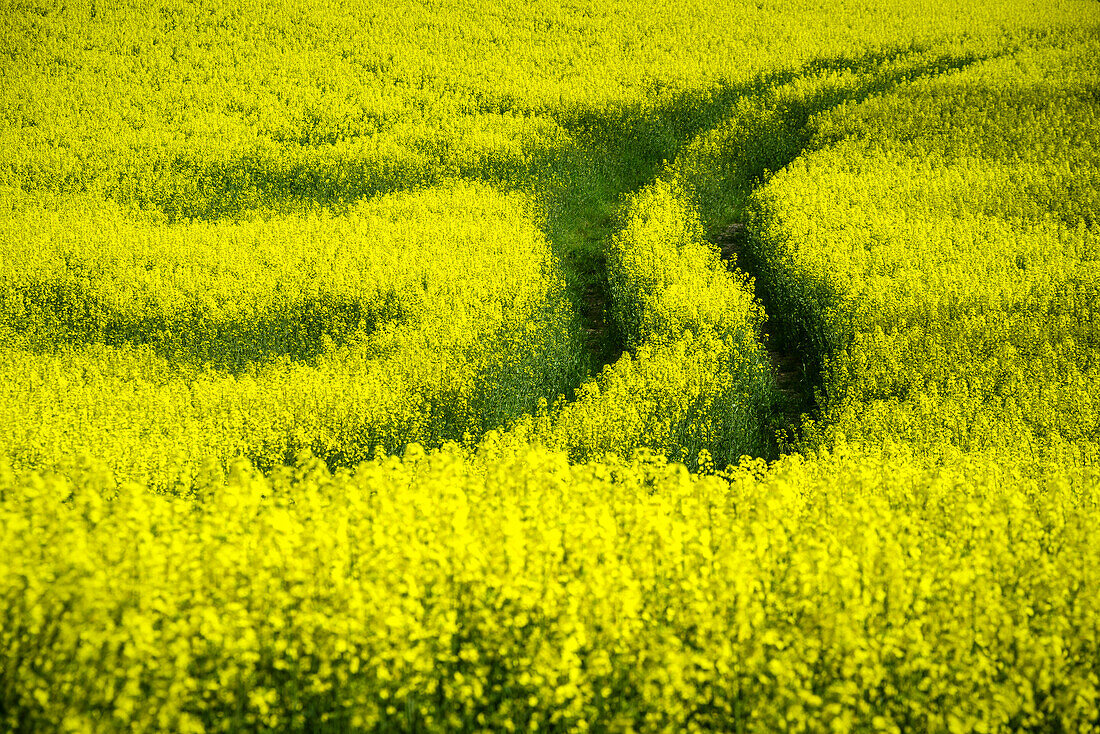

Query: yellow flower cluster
[[0, 183, 585, 489], [3, 447, 1099, 732]]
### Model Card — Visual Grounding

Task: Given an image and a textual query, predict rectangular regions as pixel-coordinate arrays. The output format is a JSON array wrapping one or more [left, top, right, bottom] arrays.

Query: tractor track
[[716, 222, 814, 429]]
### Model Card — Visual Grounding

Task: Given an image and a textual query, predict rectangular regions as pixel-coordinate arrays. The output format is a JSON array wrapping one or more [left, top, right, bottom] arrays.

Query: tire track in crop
[[577, 258, 623, 369], [716, 222, 815, 430]]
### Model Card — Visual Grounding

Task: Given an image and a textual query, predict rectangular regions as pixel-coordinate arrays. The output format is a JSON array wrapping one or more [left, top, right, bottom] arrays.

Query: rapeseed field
[[2, 0, 1099, 731]]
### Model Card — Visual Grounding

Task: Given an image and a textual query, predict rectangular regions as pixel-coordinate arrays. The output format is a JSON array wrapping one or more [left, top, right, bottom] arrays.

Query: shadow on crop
[[6, 283, 395, 373]]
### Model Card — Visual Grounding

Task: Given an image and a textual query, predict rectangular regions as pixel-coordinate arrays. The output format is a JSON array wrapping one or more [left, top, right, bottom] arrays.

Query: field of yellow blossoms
[[2, 0, 1098, 730]]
